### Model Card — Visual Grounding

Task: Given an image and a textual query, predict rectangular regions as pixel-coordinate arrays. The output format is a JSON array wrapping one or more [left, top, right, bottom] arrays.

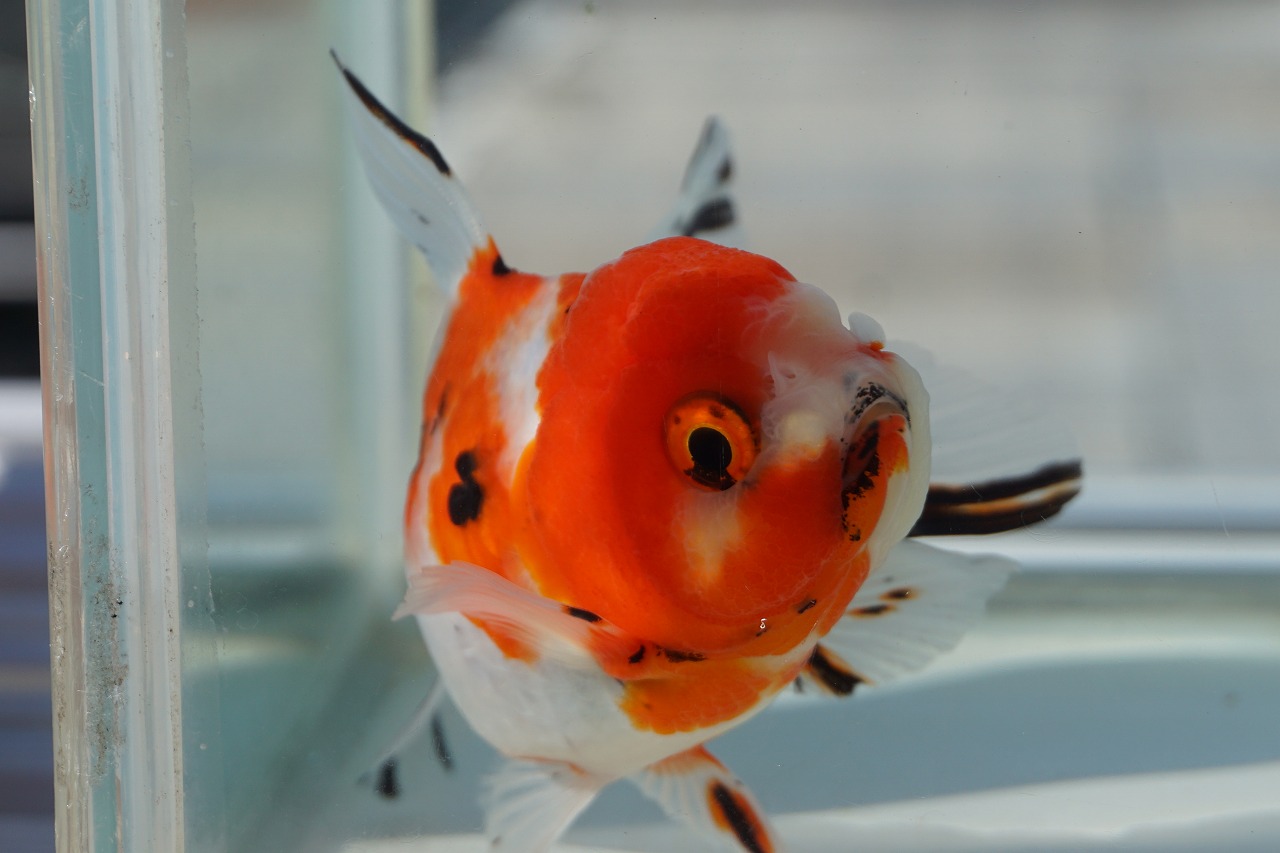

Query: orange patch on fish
[[467, 615, 538, 664], [419, 241, 543, 577], [619, 658, 779, 735]]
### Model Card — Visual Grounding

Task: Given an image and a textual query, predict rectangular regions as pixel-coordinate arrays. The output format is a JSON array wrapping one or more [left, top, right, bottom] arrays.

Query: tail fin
[[333, 51, 490, 300], [648, 117, 745, 248]]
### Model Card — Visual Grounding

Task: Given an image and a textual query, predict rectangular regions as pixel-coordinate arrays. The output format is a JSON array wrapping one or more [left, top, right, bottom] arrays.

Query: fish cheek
[[523, 358, 765, 649], [712, 452, 846, 610]]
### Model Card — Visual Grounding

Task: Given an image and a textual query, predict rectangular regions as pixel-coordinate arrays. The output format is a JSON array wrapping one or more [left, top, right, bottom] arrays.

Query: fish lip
[[844, 381, 911, 435]]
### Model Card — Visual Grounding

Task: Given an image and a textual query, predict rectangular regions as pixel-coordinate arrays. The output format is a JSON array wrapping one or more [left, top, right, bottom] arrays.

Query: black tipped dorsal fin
[[649, 117, 745, 248], [333, 51, 490, 299]]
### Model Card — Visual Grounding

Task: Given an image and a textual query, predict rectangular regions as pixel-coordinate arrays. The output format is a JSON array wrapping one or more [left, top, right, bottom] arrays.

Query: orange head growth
[[518, 237, 930, 657]]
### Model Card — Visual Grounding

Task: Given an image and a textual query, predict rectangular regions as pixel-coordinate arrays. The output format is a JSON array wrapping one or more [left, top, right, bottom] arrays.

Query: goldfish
[[334, 53, 1082, 852]]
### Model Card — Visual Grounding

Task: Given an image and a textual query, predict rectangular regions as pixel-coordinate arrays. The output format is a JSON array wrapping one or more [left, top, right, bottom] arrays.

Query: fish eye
[[664, 394, 758, 490]]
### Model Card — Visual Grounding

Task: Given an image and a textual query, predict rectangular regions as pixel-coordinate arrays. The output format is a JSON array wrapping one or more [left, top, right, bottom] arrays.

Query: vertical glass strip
[[28, 0, 109, 849], [30, 0, 201, 850]]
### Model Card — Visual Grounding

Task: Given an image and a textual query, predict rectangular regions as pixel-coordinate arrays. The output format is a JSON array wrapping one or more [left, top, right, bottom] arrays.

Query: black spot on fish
[[454, 451, 477, 478], [680, 197, 735, 236], [566, 606, 602, 623], [629, 646, 646, 664], [659, 647, 705, 663], [882, 587, 917, 601], [447, 450, 483, 526], [708, 781, 768, 853], [375, 759, 399, 799], [807, 645, 863, 697], [447, 481, 482, 526], [332, 51, 453, 177], [431, 715, 453, 772], [412, 209, 429, 226], [716, 156, 733, 184], [492, 253, 513, 276], [797, 598, 817, 614], [852, 603, 894, 617]]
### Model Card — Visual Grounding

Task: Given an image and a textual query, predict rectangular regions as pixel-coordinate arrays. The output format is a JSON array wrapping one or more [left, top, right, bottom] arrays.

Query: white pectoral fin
[[396, 562, 631, 667], [892, 341, 1084, 536], [484, 760, 610, 853], [648, 117, 745, 248], [803, 539, 1015, 695], [332, 51, 490, 299], [633, 746, 784, 853]]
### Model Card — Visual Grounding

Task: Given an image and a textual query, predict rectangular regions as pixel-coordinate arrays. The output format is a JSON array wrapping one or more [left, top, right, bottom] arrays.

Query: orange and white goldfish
[[335, 54, 1082, 852]]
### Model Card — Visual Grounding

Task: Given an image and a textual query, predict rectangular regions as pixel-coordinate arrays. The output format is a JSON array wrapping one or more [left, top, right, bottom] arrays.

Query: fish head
[[522, 237, 931, 656]]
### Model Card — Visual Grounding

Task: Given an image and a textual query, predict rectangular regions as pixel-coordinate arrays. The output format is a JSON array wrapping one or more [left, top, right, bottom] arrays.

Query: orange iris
[[664, 393, 759, 491]]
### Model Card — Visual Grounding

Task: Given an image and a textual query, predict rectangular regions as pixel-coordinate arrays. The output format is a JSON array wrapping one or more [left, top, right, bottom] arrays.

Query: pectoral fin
[[800, 539, 1014, 693], [396, 561, 638, 668]]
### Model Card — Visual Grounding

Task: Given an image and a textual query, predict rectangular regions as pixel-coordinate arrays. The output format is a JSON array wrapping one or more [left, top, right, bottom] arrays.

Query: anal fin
[[633, 746, 784, 853], [483, 760, 609, 852]]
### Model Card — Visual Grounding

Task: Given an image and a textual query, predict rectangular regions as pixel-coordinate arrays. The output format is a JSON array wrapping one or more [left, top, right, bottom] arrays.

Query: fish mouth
[[840, 383, 912, 546]]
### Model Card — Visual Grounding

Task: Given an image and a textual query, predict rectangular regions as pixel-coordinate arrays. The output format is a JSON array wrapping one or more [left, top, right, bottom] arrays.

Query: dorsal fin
[[649, 117, 745, 248], [333, 51, 494, 299]]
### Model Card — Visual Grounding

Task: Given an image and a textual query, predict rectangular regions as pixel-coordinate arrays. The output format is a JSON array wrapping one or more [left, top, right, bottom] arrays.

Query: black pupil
[[687, 426, 734, 490]]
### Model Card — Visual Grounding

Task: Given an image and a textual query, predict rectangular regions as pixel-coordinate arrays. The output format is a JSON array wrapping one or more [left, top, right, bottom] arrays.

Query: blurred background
[[10, 0, 1280, 851], [2, 2, 47, 851]]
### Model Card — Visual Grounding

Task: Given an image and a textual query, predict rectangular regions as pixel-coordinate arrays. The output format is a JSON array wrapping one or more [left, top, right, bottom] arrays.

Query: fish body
[[407, 234, 925, 777], [336, 54, 1082, 852]]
